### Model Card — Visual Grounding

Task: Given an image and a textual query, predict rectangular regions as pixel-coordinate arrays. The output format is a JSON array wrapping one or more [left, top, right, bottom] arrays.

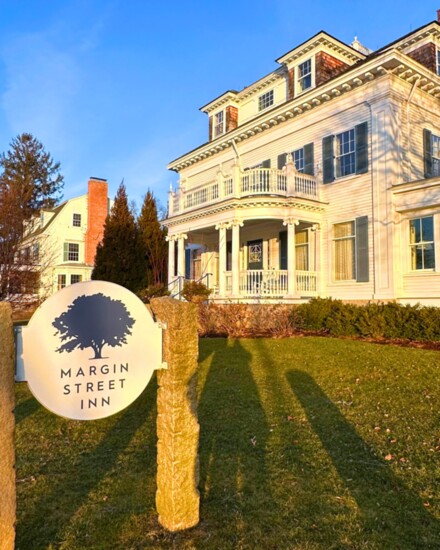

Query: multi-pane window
[[409, 216, 435, 270], [335, 129, 356, 177], [258, 89, 274, 111], [334, 221, 356, 280], [297, 59, 312, 93], [70, 274, 82, 284], [72, 213, 81, 227], [63, 243, 79, 262], [57, 274, 67, 290], [214, 111, 224, 137], [431, 134, 440, 177], [437, 50, 440, 75], [295, 230, 309, 270], [293, 148, 304, 172]]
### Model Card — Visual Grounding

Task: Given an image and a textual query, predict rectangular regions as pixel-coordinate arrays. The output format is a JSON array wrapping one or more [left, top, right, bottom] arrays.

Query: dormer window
[[214, 111, 224, 137], [297, 59, 312, 93], [258, 89, 274, 111]]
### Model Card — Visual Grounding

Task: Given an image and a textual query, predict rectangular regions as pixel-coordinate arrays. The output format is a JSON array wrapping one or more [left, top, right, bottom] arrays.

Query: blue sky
[[0, 1, 438, 211]]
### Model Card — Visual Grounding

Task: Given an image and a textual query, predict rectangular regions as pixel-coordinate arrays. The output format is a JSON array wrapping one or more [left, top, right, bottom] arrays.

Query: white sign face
[[23, 280, 164, 420]]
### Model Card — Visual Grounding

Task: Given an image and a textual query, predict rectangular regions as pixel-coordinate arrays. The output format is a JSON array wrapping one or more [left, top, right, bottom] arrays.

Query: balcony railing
[[169, 167, 318, 216]]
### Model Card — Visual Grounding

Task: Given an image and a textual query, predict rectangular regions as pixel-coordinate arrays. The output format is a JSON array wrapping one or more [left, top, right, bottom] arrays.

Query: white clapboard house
[[16, 178, 109, 300], [165, 14, 440, 305]]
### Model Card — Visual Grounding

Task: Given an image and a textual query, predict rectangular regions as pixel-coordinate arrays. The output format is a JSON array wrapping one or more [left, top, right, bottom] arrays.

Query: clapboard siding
[[168, 24, 440, 305]]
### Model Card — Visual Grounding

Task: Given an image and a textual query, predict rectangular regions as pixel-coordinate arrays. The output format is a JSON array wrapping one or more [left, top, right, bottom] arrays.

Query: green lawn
[[16, 337, 440, 549]]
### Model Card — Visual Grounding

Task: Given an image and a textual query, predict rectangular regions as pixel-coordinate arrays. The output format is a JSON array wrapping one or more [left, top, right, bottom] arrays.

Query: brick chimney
[[438, 9, 440, 22], [85, 177, 109, 266]]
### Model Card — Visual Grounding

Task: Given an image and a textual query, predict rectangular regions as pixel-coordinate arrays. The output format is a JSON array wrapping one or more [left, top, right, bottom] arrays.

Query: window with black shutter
[[323, 122, 368, 183]]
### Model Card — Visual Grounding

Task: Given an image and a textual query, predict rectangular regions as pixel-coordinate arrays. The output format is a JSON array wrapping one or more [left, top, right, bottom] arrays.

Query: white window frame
[[296, 58, 313, 94], [57, 274, 67, 290], [258, 89, 274, 111], [431, 133, 440, 177], [409, 216, 435, 271], [214, 110, 224, 138], [293, 148, 305, 172], [70, 274, 82, 285], [333, 220, 356, 281], [295, 229, 309, 271], [63, 242, 79, 262], [335, 129, 356, 178], [72, 213, 81, 227]]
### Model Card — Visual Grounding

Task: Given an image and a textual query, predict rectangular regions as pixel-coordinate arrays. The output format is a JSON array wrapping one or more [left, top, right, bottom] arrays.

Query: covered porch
[[167, 216, 321, 301]]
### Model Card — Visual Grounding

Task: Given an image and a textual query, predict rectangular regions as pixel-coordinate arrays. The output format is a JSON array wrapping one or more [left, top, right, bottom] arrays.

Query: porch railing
[[180, 270, 318, 299], [296, 271, 317, 295], [168, 167, 318, 216], [240, 270, 288, 296]]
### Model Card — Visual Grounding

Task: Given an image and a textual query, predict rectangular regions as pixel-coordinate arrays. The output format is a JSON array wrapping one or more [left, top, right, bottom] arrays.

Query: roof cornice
[[276, 31, 364, 65], [168, 50, 440, 172]]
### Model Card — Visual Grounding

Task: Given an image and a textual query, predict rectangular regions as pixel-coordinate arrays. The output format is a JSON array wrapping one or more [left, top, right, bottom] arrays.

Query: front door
[[247, 239, 263, 270]]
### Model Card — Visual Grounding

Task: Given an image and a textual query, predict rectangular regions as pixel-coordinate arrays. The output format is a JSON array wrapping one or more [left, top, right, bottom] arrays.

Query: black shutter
[[303, 143, 314, 175], [277, 153, 287, 170], [226, 241, 232, 271], [356, 216, 369, 282], [279, 231, 287, 270], [322, 135, 334, 183], [262, 159, 271, 168], [355, 122, 368, 174], [424, 128, 432, 178], [185, 249, 191, 279]]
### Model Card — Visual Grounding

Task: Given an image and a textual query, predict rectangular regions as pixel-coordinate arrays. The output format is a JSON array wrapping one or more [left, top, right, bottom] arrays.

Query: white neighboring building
[[165, 15, 440, 306], [21, 177, 109, 299]]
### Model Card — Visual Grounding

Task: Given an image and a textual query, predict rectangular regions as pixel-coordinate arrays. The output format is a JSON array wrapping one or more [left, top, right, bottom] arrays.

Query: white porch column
[[216, 222, 229, 296], [177, 233, 188, 278], [231, 219, 243, 297], [166, 235, 176, 285], [312, 223, 321, 294], [284, 218, 299, 297]]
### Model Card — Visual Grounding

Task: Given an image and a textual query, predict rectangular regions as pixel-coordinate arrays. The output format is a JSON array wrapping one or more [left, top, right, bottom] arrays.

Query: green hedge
[[290, 298, 440, 341]]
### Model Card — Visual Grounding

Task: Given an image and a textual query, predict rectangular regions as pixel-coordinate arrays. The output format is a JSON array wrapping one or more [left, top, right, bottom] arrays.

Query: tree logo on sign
[[52, 293, 135, 359]]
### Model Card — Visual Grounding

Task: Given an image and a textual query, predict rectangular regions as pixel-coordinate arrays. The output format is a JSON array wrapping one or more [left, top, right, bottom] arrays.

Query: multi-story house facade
[[165, 15, 440, 306], [20, 177, 109, 298]]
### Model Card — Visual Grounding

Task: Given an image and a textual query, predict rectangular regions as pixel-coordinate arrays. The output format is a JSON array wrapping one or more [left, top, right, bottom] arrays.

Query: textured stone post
[[0, 303, 15, 550], [150, 297, 199, 531]]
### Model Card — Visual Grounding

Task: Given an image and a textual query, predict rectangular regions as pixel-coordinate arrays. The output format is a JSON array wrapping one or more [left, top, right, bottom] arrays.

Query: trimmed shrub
[[290, 298, 440, 342], [198, 303, 295, 338], [181, 280, 211, 303], [137, 283, 170, 303]]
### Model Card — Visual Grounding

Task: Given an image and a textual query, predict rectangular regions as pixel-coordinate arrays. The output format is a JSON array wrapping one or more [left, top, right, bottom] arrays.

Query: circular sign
[[23, 280, 164, 420]]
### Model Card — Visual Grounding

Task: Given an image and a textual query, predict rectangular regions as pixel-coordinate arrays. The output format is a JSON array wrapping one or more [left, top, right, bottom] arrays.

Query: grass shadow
[[198, 339, 276, 547], [14, 393, 40, 424], [16, 378, 158, 548], [286, 369, 440, 547]]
